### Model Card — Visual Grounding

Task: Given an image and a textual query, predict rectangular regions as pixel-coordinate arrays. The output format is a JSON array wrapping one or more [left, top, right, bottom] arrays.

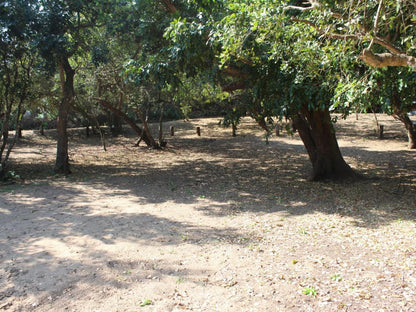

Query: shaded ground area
[[0, 114, 415, 311]]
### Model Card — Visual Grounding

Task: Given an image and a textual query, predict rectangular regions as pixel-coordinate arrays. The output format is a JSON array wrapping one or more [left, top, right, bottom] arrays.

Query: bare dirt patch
[[1, 114, 415, 311]]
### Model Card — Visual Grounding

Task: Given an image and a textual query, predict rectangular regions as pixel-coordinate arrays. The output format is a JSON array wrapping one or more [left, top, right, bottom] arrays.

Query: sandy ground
[[0, 114, 415, 311]]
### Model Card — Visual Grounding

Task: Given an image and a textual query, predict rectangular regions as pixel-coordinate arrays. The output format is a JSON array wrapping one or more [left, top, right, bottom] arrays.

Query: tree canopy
[[285, 0, 416, 69]]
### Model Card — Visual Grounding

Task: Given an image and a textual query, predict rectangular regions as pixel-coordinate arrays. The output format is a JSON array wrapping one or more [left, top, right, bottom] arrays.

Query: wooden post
[[379, 125, 384, 139], [170, 126, 174, 136], [196, 126, 201, 136]]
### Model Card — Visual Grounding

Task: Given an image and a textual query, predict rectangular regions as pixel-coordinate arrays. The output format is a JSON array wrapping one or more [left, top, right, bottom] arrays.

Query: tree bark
[[393, 112, 416, 149], [406, 121, 416, 149], [158, 102, 165, 145], [390, 93, 416, 149], [361, 49, 416, 69], [292, 107, 356, 181], [54, 57, 74, 174]]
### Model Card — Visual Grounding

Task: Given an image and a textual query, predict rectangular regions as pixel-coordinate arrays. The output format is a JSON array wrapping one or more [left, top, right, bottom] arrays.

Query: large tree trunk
[[292, 107, 356, 181], [54, 57, 74, 174]]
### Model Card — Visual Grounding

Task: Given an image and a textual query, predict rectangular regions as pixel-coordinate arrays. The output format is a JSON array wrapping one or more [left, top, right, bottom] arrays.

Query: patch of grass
[[140, 299, 152, 307], [180, 233, 189, 241], [302, 286, 317, 296], [330, 273, 342, 282], [176, 277, 186, 284], [247, 243, 259, 251]]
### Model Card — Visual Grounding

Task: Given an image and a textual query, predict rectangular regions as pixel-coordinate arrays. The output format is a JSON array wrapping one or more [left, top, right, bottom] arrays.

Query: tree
[[0, 0, 37, 180], [289, 0, 416, 148], [164, 0, 356, 180], [34, 0, 115, 174]]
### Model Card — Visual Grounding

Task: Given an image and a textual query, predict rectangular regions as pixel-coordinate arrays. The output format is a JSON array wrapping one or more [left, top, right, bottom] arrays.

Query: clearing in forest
[[0, 114, 415, 311]]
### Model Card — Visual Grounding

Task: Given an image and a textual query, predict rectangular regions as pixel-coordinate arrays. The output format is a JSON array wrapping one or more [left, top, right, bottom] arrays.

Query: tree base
[[308, 166, 359, 182]]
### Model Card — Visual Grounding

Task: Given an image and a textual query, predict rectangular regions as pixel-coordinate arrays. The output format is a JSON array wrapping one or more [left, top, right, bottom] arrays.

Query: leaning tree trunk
[[54, 57, 74, 174], [407, 123, 416, 149], [391, 94, 416, 149], [292, 107, 356, 181], [393, 112, 416, 149], [94, 98, 158, 148]]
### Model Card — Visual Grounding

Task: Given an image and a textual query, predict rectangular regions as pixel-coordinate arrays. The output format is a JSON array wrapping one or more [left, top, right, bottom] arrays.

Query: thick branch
[[361, 49, 416, 68], [285, 0, 321, 12], [372, 37, 403, 55]]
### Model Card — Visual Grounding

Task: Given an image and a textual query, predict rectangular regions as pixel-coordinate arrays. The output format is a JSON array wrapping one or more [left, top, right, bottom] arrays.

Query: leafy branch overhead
[[286, 0, 416, 69]]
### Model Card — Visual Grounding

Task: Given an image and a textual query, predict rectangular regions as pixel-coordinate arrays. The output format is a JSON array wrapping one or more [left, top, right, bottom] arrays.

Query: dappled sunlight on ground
[[1, 115, 415, 311]]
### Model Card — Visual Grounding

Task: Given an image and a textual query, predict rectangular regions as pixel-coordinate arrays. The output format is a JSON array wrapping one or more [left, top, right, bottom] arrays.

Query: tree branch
[[291, 18, 359, 40], [361, 49, 416, 68], [291, 17, 410, 67], [372, 37, 403, 55], [284, 0, 321, 12], [288, 0, 415, 69]]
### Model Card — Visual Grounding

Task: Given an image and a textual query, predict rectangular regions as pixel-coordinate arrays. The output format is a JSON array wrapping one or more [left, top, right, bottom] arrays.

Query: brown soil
[[1, 114, 415, 312]]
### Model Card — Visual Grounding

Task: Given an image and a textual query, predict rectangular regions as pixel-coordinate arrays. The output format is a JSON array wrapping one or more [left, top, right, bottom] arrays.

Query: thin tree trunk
[[54, 57, 74, 174], [135, 107, 159, 148], [110, 90, 124, 136], [293, 107, 356, 181], [1, 99, 24, 179], [0, 69, 12, 162], [158, 102, 165, 145]]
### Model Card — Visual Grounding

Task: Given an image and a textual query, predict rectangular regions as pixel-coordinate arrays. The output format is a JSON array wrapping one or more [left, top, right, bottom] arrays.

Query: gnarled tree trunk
[[292, 107, 356, 181], [54, 57, 74, 174]]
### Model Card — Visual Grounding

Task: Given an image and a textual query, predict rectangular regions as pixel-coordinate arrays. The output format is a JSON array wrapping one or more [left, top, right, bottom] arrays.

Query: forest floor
[[1, 114, 415, 312]]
